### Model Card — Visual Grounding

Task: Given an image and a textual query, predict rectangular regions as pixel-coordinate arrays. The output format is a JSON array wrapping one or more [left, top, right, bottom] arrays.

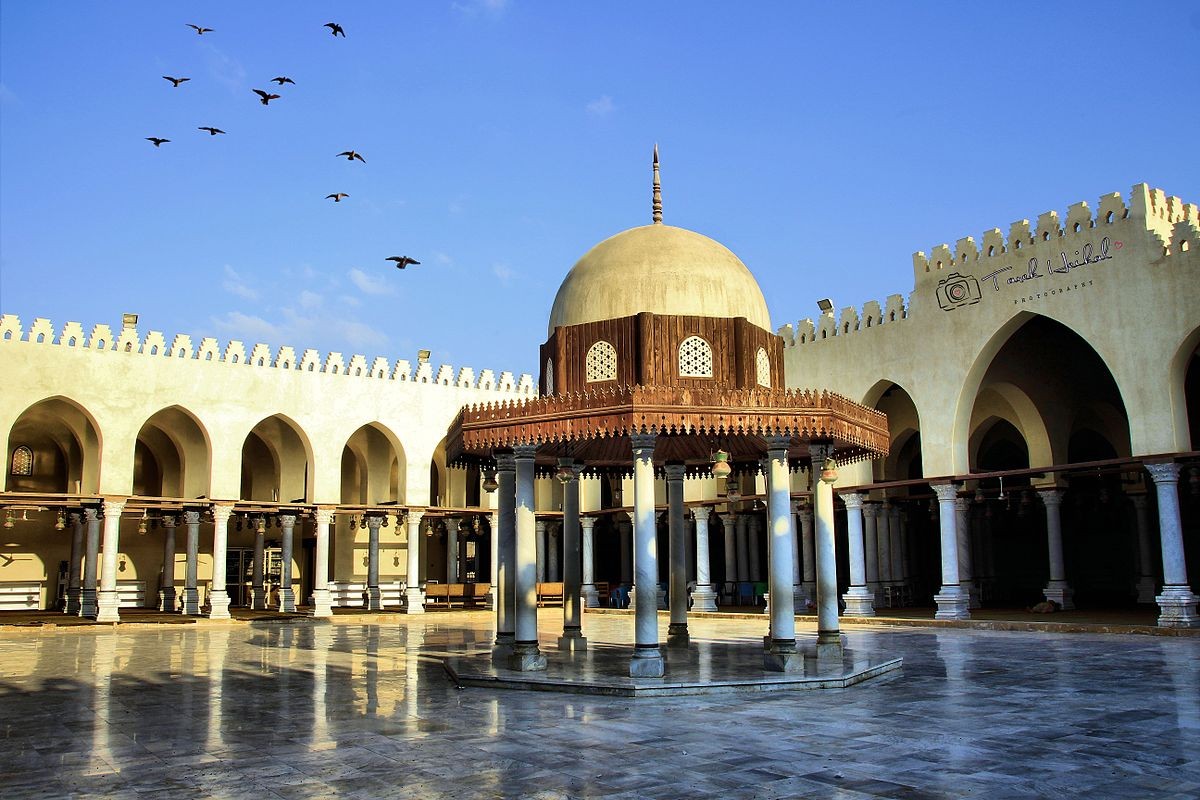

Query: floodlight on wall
[[816, 298, 834, 315], [417, 349, 431, 364], [122, 313, 139, 328]]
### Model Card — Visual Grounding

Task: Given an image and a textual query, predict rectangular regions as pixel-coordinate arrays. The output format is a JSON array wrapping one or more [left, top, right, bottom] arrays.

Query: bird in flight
[[186, 24, 213, 35], [253, 89, 281, 105], [270, 76, 295, 86], [324, 22, 345, 37], [386, 256, 421, 269], [337, 150, 366, 163], [198, 127, 226, 136], [146, 137, 170, 147], [326, 193, 350, 202], [162, 76, 190, 87]]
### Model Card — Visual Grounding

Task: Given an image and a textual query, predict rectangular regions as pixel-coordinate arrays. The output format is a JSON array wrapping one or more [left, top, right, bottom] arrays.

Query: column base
[[842, 586, 875, 617], [484, 588, 496, 611], [508, 641, 547, 672], [277, 588, 296, 613], [812, 631, 844, 660], [629, 646, 664, 678], [690, 587, 718, 612], [182, 587, 201, 615], [208, 590, 232, 620], [666, 622, 689, 648], [65, 588, 81, 615], [1136, 576, 1157, 604], [934, 586, 971, 620], [1042, 581, 1075, 611], [80, 588, 97, 618], [251, 587, 267, 610], [581, 584, 601, 609], [309, 588, 332, 619], [159, 587, 177, 613], [557, 627, 588, 652], [96, 590, 120, 623], [365, 586, 383, 612], [492, 632, 515, 665], [1156, 585, 1200, 628], [763, 639, 803, 673], [403, 587, 426, 614]]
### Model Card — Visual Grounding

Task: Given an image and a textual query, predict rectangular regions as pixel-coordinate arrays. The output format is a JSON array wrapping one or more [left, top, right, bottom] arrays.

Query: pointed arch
[[135, 405, 212, 498], [239, 414, 315, 502], [6, 396, 102, 493], [340, 422, 408, 505], [1168, 325, 1200, 450]]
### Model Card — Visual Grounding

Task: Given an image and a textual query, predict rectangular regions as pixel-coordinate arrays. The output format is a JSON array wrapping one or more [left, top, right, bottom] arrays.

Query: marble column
[[403, 510, 426, 614], [65, 512, 84, 614], [629, 433, 664, 677], [877, 501, 893, 598], [510, 444, 546, 671], [691, 507, 718, 611], [735, 514, 750, 583], [209, 505, 233, 619], [788, 501, 804, 610], [1147, 463, 1199, 627], [799, 506, 816, 605], [181, 510, 202, 615], [251, 517, 267, 610], [581, 516, 600, 608], [863, 503, 881, 605], [445, 516, 460, 585], [764, 436, 801, 671], [279, 514, 297, 612], [1131, 494, 1157, 604], [80, 507, 100, 618], [932, 484, 970, 619], [159, 514, 178, 612], [365, 515, 382, 611], [889, 503, 904, 589], [748, 514, 763, 582], [618, 516, 632, 584], [841, 492, 874, 616], [535, 519, 547, 583], [96, 498, 125, 623], [722, 513, 737, 587], [955, 497, 980, 609], [811, 445, 841, 657], [1039, 489, 1074, 610], [548, 523, 560, 583], [558, 461, 586, 651], [309, 507, 333, 618], [665, 463, 689, 647], [492, 452, 515, 652], [487, 509, 499, 610], [459, 520, 470, 582]]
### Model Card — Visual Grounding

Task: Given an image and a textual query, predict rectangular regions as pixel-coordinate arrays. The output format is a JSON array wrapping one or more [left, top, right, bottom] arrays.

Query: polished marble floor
[[1, 611, 1197, 799]]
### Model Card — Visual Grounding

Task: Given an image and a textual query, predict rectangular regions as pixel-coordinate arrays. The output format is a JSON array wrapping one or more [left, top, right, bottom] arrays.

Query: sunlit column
[[764, 436, 800, 671], [932, 483, 969, 620], [96, 498, 125, 623], [558, 461, 586, 651], [402, 510, 426, 614], [80, 507, 100, 618], [1147, 463, 1199, 627], [492, 452, 516, 653], [666, 463, 689, 647], [1039, 489, 1074, 610], [66, 512, 84, 614], [691, 507, 718, 612], [810, 445, 840, 657], [277, 514, 297, 612], [955, 497, 979, 609], [629, 433, 664, 677], [251, 516, 267, 610], [209, 505, 233, 619], [159, 514, 178, 612], [310, 506, 333, 618], [366, 515, 383, 611], [509, 444, 546, 670], [581, 516, 599, 608], [182, 510, 201, 615], [840, 492, 874, 616], [1132, 494, 1157, 604]]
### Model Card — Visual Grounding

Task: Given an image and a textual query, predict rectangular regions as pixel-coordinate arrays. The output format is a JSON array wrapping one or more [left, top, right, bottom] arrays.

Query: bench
[[537, 581, 564, 607], [0, 581, 44, 611], [424, 583, 450, 609], [424, 582, 492, 610]]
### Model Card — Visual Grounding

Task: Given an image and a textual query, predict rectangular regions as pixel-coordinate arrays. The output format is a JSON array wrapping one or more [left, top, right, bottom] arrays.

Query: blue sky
[[2, 1, 1198, 378]]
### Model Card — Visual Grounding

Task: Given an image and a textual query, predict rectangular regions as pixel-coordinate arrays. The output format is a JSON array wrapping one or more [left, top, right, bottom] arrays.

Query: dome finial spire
[[652, 143, 663, 225]]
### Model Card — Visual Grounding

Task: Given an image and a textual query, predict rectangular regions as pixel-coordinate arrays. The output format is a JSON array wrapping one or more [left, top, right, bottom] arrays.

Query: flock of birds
[[145, 22, 420, 271]]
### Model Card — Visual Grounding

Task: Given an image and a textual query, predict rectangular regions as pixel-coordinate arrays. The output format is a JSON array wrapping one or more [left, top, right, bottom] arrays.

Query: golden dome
[[547, 224, 772, 335]]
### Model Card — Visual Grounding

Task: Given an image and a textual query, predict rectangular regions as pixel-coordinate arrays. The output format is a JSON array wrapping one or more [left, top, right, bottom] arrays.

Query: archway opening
[[134, 407, 211, 498], [6, 397, 100, 494]]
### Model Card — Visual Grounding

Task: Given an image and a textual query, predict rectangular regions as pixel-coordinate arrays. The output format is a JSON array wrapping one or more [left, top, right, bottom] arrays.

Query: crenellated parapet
[[0, 314, 536, 396], [777, 293, 909, 347]]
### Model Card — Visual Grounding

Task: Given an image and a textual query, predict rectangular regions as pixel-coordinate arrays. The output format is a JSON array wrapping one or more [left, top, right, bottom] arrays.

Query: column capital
[[932, 483, 961, 502], [840, 492, 865, 510], [862, 502, 879, 520], [664, 462, 686, 481], [720, 513, 735, 532], [366, 514, 383, 531], [279, 513, 297, 528], [580, 516, 596, 532], [954, 496, 971, 513], [313, 506, 335, 525], [407, 509, 426, 526], [1130, 493, 1149, 510], [182, 510, 201, 525], [161, 514, 178, 528], [1145, 462, 1182, 485], [83, 507, 99, 522], [211, 504, 235, 525], [102, 498, 126, 517], [535, 518, 546, 533], [68, 511, 83, 525], [764, 434, 792, 456], [691, 506, 711, 523], [630, 432, 656, 461], [799, 507, 814, 524], [512, 443, 538, 461], [1038, 488, 1064, 507], [808, 441, 835, 463], [496, 451, 517, 472]]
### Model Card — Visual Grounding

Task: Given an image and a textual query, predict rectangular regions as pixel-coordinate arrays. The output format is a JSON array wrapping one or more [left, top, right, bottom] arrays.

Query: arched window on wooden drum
[[756, 347, 771, 388], [585, 341, 617, 383], [678, 335, 713, 378]]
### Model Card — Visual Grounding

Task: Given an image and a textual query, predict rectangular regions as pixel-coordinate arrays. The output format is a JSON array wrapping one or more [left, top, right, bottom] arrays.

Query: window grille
[[10, 445, 33, 476], [585, 341, 617, 382], [756, 347, 771, 387], [678, 336, 713, 378]]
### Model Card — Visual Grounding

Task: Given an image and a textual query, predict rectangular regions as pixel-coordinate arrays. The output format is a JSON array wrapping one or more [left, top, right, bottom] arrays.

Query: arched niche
[[5, 397, 101, 493], [863, 381, 921, 482], [340, 423, 407, 505], [427, 439, 481, 508], [1169, 326, 1200, 450], [239, 415, 313, 502], [134, 406, 211, 498]]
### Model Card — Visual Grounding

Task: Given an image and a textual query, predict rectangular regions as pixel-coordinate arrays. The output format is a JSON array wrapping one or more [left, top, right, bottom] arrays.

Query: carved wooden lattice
[[585, 341, 617, 382], [756, 347, 771, 388], [678, 336, 713, 378]]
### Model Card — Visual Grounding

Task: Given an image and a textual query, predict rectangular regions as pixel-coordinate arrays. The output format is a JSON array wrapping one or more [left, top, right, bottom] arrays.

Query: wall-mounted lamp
[[710, 450, 732, 479], [3, 510, 14, 528], [481, 467, 498, 494], [819, 456, 839, 484], [55, 510, 66, 530]]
